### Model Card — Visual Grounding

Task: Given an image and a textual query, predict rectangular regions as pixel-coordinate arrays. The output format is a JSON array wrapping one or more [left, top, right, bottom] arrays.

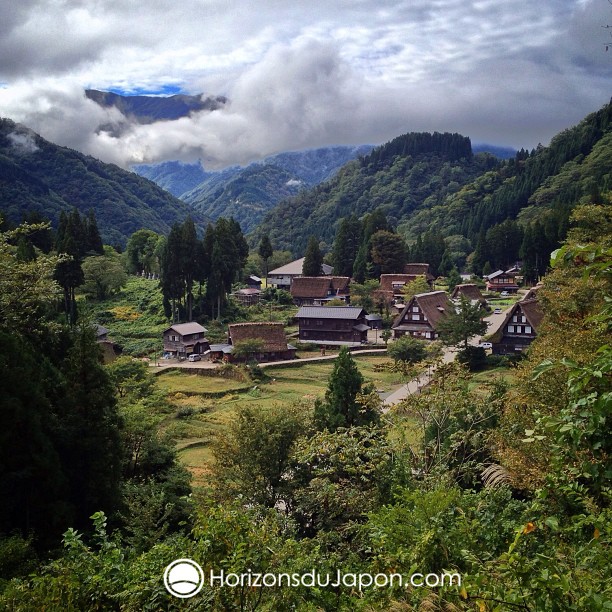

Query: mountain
[[251, 133, 498, 255], [472, 143, 517, 159], [85, 89, 227, 123], [0, 118, 208, 246], [135, 145, 373, 234], [398, 100, 612, 243], [253, 103, 612, 257], [132, 160, 211, 197]]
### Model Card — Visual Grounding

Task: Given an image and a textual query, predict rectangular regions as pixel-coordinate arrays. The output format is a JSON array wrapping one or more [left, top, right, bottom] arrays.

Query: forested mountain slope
[[0, 119, 207, 246], [254, 102, 612, 258], [85, 89, 227, 123], [132, 160, 212, 197], [252, 132, 497, 255], [136, 145, 373, 234], [399, 100, 612, 244]]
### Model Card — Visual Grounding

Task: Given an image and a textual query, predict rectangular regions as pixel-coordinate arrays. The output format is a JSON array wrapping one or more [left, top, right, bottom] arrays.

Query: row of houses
[[157, 282, 543, 363]]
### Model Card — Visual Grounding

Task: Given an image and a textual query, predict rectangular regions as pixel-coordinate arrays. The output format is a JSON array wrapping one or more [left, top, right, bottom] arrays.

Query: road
[[382, 308, 507, 409]]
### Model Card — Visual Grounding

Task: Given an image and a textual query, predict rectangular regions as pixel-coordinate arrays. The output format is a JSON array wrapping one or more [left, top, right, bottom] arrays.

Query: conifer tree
[[314, 347, 379, 431], [303, 236, 323, 276], [258, 234, 274, 279], [331, 215, 362, 277]]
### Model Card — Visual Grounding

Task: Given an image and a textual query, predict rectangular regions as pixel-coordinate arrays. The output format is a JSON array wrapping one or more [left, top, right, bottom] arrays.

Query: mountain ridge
[[0, 118, 208, 246]]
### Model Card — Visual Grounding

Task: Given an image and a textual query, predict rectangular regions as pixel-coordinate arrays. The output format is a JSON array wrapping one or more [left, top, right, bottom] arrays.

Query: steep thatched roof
[[451, 283, 485, 303], [393, 291, 452, 330], [228, 322, 289, 352]]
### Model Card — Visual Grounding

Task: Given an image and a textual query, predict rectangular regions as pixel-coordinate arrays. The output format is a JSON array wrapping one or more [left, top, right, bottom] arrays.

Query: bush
[[387, 336, 428, 363], [175, 406, 194, 418], [457, 346, 487, 371]]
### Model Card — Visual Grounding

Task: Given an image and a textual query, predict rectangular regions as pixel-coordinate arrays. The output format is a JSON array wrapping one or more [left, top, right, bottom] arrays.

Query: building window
[[525, 326, 532, 334], [412, 306, 419, 312], [412, 314, 420, 321], [508, 325, 515, 333], [521, 316, 526, 323]]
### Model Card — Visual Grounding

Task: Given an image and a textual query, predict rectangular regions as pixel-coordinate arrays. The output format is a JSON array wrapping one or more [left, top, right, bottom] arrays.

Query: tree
[[370, 230, 406, 273], [81, 248, 127, 300], [258, 234, 274, 279], [387, 336, 428, 363], [350, 279, 380, 312], [231, 338, 265, 360], [314, 347, 380, 431], [401, 275, 431, 301], [302, 236, 323, 276], [85, 209, 104, 255], [212, 405, 309, 508], [125, 229, 161, 275], [331, 215, 362, 277], [446, 267, 462, 292], [437, 295, 487, 352]]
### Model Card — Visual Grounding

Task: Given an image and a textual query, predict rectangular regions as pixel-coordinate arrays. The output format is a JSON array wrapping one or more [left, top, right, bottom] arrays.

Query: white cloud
[[0, 0, 609, 167]]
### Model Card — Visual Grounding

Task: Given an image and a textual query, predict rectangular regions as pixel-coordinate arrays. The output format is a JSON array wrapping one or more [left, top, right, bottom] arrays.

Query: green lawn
[[158, 354, 405, 484]]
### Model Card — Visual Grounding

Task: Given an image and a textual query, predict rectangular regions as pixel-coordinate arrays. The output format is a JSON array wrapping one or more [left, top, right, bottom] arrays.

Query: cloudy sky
[[0, 0, 610, 168]]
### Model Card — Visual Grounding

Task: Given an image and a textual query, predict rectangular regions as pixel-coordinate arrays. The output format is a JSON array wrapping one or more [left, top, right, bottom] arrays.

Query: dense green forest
[[251, 132, 497, 255], [0, 202, 610, 610], [0, 119, 208, 247], [253, 102, 612, 266]]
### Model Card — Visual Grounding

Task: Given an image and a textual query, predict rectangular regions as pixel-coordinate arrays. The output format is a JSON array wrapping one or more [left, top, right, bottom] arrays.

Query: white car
[[479, 342, 493, 350], [493, 308, 502, 314], [500, 291, 509, 297], [187, 353, 201, 362]]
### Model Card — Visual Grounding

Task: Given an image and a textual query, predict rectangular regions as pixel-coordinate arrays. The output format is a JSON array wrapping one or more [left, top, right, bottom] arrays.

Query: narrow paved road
[[383, 308, 507, 409]]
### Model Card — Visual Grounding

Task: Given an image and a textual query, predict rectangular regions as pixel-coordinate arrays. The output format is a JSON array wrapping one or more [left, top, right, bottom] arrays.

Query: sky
[[0, 0, 610, 169]]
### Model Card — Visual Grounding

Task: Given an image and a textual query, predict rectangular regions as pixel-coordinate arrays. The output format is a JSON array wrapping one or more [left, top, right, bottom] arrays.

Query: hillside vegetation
[[254, 102, 612, 259], [252, 132, 498, 254], [0, 119, 207, 246]]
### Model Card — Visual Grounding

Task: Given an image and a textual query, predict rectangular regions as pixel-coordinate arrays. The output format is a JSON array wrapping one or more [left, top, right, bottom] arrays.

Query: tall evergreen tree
[[86, 209, 104, 255], [331, 215, 362, 277], [303, 236, 323, 276], [258, 234, 274, 279], [314, 347, 378, 431], [370, 230, 406, 273]]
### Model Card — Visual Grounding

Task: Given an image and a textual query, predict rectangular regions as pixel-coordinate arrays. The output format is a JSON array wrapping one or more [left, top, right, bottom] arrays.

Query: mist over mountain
[[0, 118, 207, 246], [85, 90, 227, 124], [132, 160, 212, 197]]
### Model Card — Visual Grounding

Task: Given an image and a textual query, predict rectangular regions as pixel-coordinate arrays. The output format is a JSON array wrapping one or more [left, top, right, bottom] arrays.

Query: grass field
[[156, 354, 407, 486]]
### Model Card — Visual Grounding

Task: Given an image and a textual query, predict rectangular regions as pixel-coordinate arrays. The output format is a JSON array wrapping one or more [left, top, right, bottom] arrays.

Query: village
[[141, 259, 542, 368]]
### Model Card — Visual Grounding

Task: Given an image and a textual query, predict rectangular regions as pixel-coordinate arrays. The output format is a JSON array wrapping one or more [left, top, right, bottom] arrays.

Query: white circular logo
[[164, 558, 204, 598]]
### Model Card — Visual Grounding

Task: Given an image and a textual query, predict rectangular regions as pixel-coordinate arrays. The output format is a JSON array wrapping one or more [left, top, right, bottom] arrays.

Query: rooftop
[[296, 305, 366, 320], [269, 257, 333, 276]]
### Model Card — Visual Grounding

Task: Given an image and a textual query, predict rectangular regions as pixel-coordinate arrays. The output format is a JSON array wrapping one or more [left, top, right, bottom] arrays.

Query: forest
[[0, 196, 610, 610]]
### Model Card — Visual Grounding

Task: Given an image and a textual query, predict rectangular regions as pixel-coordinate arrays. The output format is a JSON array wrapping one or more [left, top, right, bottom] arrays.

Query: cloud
[[0, 0, 609, 167]]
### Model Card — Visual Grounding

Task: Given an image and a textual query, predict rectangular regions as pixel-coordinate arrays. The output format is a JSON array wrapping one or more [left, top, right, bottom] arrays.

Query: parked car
[[187, 353, 201, 362], [500, 291, 509, 296], [493, 308, 502, 314], [479, 342, 493, 349]]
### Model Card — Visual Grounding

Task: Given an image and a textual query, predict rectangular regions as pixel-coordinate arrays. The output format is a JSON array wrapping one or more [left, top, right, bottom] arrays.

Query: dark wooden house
[[163, 322, 209, 358], [296, 306, 369, 345], [219, 322, 296, 363], [485, 269, 519, 293], [392, 290, 452, 340], [492, 297, 544, 355], [451, 283, 487, 307]]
